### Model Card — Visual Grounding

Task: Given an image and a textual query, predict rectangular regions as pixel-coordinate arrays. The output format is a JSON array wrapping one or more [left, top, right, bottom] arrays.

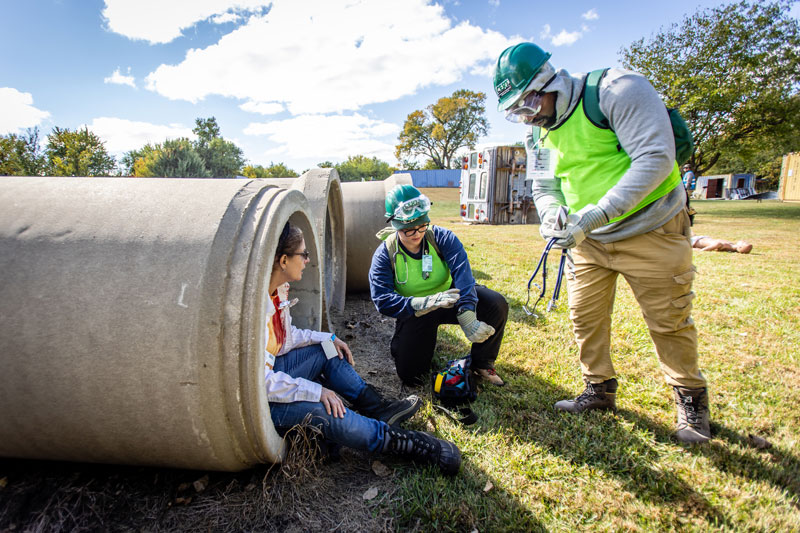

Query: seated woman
[[369, 185, 509, 386], [266, 222, 460, 475]]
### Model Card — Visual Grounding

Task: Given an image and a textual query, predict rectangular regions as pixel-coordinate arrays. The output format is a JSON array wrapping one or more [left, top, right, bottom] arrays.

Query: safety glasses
[[401, 223, 429, 237], [504, 91, 544, 123], [286, 250, 310, 260], [390, 194, 432, 222]]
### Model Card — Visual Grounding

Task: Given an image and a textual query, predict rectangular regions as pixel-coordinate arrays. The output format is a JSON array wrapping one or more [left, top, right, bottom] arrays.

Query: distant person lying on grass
[[264, 222, 460, 475], [691, 235, 753, 254]]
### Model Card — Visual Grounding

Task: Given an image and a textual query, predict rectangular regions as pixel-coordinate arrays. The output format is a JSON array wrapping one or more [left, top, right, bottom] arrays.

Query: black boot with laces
[[351, 384, 422, 426], [554, 378, 618, 413], [673, 386, 711, 444], [383, 427, 461, 476]]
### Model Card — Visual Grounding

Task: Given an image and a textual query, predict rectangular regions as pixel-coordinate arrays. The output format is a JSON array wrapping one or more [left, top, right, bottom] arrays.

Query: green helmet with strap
[[494, 42, 552, 112], [385, 184, 431, 230]]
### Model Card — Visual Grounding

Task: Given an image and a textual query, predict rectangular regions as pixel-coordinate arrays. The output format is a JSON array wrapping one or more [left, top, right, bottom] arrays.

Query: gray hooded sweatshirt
[[528, 66, 686, 243]]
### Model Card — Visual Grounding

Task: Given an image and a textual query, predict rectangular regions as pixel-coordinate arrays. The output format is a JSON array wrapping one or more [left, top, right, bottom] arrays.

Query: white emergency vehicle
[[458, 144, 540, 224]]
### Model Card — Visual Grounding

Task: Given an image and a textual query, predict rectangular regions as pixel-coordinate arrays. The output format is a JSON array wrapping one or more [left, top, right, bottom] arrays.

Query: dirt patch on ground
[[0, 294, 421, 532]]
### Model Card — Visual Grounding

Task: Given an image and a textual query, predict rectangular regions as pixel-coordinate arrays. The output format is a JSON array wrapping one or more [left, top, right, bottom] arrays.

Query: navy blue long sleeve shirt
[[368, 225, 478, 319]]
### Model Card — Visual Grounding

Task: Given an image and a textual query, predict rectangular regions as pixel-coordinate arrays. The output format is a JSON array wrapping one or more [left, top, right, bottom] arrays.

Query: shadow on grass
[[618, 410, 800, 510], [472, 268, 493, 281], [473, 371, 734, 528]]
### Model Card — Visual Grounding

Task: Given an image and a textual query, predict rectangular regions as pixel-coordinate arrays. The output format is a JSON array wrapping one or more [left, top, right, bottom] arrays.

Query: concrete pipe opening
[[266, 169, 346, 330], [0, 177, 321, 471], [341, 173, 413, 293]]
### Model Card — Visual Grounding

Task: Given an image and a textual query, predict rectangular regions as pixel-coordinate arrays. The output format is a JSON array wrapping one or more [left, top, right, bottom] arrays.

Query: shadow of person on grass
[[618, 408, 800, 510], [467, 371, 734, 528]]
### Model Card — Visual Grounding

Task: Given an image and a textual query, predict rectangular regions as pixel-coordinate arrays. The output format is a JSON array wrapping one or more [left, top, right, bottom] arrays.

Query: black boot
[[674, 386, 711, 444], [383, 427, 461, 476], [352, 384, 421, 426], [554, 378, 618, 413]]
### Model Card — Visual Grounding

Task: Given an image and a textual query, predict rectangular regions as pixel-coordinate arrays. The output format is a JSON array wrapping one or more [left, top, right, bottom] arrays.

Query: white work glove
[[457, 309, 495, 343], [538, 206, 562, 241], [551, 204, 608, 249], [410, 288, 461, 317]]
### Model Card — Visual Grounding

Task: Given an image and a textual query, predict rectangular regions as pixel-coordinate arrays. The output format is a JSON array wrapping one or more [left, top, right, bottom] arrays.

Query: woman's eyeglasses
[[401, 224, 429, 237], [286, 250, 310, 260]]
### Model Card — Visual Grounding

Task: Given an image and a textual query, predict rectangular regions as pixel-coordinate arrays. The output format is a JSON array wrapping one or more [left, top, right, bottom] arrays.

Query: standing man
[[682, 164, 697, 195], [494, 42, 710, 443], [369, 185, 508, 387]]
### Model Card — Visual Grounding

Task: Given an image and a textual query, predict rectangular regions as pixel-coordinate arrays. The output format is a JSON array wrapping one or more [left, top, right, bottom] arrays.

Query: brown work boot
[[674, 386, 711, 444], [554, 378, 617, 413], [474, 367, 505, 386]]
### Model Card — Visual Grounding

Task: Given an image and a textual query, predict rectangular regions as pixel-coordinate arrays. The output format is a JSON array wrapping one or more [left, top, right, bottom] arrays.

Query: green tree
[[707, 95, 800, 189], [316, 161, 335, 168], [620, 0, 800, 176], [192, 117, 244, 178], [133, 139, 210, 178], [0, 127, 46, 176], [240, 162, 299, 178], [334, 155, 394, 181], [45, 126, 116, 176], [396, 89, 489, 169]]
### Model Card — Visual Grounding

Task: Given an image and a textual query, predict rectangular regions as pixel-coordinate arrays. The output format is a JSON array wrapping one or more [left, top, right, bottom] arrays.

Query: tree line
[[0, 116, 406, 181]]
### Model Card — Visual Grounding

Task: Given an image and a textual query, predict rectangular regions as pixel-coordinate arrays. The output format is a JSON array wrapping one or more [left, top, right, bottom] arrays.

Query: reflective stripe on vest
[[542, 97, 682, 223]]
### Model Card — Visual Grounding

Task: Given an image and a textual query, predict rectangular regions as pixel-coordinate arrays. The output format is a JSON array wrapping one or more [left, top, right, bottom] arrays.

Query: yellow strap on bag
[[434, 372, 445, 393]]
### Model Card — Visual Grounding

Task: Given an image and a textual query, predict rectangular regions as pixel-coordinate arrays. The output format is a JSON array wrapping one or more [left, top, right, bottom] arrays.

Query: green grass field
[[390, 190, 800, 531]]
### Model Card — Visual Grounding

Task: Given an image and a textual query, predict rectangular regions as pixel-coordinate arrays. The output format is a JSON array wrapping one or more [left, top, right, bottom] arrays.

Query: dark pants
[[390, 285, 508, 385]]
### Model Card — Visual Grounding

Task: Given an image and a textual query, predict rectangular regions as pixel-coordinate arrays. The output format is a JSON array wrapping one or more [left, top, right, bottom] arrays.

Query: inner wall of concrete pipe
[[341, 173, 413, 293], [0, 177, 321, 471], [267, 169, 346, 328]]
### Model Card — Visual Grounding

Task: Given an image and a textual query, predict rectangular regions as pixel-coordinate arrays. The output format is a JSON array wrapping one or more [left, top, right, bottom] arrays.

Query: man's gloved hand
[[538, 206, 562, 241], [457, 309, 495, 343], [410, 288, 460, 317], [551, 204, 608, 249]]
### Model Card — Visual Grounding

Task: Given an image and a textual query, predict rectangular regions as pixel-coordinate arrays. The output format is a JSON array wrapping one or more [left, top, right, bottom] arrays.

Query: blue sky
[[2, 0, 797, 173]]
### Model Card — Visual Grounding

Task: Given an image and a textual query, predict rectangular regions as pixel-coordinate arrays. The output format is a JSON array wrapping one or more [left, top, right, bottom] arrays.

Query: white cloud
[[582, 8, 599, 21], [551, 29, 582, 46], [540, 24, 583, 47], [0, 87, 50, 134], [144, 0, 515, 114], [87, 117, 195, 153], [102, 0, 269, 44], [488, 0, 500, 7], [239, 100, 284, 115], [210, 12, 241, 24], [104, 67, 136, 88], [244, 114, 400, 164]]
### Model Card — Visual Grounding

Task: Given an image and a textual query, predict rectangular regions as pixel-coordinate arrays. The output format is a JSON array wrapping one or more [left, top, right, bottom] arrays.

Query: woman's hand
[[334, 337, 354, 365], [320, 387, 346, 418]]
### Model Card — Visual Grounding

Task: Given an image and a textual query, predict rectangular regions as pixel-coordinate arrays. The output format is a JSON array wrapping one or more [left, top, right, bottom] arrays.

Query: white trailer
[[458, 145, 540, 224]]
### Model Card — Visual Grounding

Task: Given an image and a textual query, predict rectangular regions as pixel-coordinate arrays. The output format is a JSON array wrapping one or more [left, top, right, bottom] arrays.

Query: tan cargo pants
[[566, 209, 706, 389]]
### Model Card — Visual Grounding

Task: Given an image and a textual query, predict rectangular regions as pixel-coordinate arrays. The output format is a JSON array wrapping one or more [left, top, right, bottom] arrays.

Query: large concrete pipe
[[266, 169, 346, 329], [341, 173, 413, 293], [0, 177, 323, 471]]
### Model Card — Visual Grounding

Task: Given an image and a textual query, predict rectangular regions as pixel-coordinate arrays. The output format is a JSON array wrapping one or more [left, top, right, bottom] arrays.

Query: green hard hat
[[494, 42, 552, 112], [385, 184, 431, 230]]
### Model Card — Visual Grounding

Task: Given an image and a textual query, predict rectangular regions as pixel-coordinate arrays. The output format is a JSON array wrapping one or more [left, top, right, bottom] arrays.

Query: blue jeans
[[269, 344, 388, 452]]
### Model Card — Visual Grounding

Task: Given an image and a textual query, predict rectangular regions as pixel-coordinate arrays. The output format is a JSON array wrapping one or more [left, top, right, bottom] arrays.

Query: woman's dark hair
[[274, 222, 304, 263]]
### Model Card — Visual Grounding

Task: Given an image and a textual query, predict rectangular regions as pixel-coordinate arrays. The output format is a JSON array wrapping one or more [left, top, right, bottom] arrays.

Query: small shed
[[779, 152, 800, 202], [694, 173, 756, 199], [395, 169, 461, 188]]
